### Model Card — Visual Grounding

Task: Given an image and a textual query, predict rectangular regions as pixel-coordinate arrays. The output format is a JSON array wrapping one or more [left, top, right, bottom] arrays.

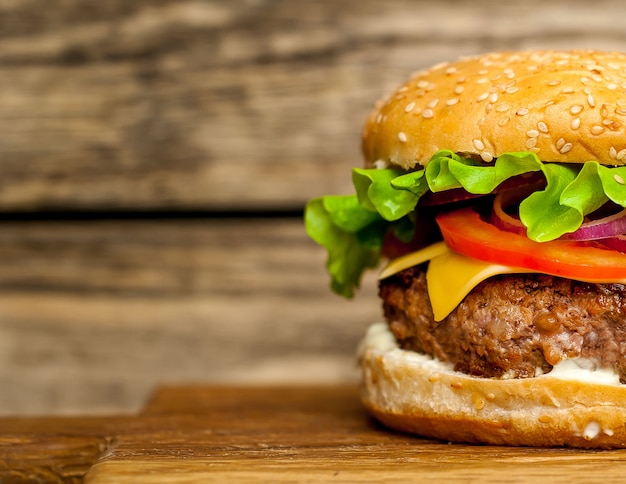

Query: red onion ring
[[490, 190, 626, 241], [597, 235, 626, 253], [562, 209, 626, 240], [489, 191, 527, 236]]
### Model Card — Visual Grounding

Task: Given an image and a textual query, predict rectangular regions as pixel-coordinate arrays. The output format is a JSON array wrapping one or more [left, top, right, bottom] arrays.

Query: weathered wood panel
[[3, 0, 626, 416], [1, 0, 626, 209], [0, 219, 379, 414]]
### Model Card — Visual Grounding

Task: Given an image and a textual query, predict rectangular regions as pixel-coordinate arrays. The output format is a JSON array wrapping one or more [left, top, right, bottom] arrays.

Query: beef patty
[[380, 267, 626, 381]]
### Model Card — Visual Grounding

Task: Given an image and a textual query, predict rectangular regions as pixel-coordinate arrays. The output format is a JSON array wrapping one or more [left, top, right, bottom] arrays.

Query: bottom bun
[[359, 323, 626, 448]]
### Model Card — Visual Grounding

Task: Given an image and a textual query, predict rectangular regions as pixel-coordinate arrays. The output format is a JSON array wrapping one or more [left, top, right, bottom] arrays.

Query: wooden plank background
[[2, 0, 626, 414]]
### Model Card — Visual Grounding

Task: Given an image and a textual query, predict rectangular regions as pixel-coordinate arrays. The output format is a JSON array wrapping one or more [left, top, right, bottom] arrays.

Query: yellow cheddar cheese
[[380, 243, 626, 322]]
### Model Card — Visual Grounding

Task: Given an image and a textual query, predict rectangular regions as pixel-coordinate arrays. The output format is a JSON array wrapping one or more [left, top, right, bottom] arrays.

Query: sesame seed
[[516, 108, 529, 116], [446, 98, 459, 106], [592, 74, 603, 82], [527, 129, 539, 137], [428, 373, 441, 383], [602, 118, 621, 131], [477, 78, 488, 85], [561, 87, 575, 94], [478, 69, 489, 75], [404, 101, 416, 113], [477, 92, 489, 102], [538, 121, 549, 133], [559, 142, 573, 154], [454, 85, 465, 95], [422, 109, 434, 119], [571, 117, 581, 130], [417, 80, 429, 89], [608, 83, 618, 90], [601, 105, 609, 117], [616, 108, 626, 116], [456, 76, 467, 83], [570, 105, 584, 115], [498, 117, 510, 127], [581, 76, 591, 85], [480, 151, 494, 162], [583, 86, 592, 95], [610, 147, 618, 159], [445, 66, 457, 75], [615, 174, 626, 184], [398, 86, 409, 93], [591, 125, 605, 135], [556, 138, 566, 150], [473, 139, 485, 151], [398, 131, 407, 142], [489, 93, 499, 103], [547, 79, 561, 86], [505, 86, 519, 94], [427, 99, 439, 109], [495, 103, 509, 112], [376, 113, 383, 124], [526, 138, 538, 149], [618, 150, 626, 161], [588, 94, 596, 107]]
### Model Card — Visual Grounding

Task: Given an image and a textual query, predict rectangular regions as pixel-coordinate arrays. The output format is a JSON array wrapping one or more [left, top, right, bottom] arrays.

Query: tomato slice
[[435, 207, 626, 281]]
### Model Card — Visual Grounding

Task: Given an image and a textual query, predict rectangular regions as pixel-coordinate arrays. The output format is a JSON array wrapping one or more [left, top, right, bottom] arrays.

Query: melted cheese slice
[[380, 244, 537, 321], [425, 250, 540, 321], [380, 243, 626, 322]]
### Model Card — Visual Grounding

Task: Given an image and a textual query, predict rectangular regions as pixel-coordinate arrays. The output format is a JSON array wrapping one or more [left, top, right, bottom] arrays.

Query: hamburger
[[304, 50, 626, 448]]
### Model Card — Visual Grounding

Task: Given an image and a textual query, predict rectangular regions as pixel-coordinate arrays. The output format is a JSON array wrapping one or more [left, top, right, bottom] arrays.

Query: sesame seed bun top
[[362, 50, 626, 169]]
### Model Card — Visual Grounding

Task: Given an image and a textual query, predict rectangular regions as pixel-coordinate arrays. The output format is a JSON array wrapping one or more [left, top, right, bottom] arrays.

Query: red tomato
[[435, 207, 626, 280]]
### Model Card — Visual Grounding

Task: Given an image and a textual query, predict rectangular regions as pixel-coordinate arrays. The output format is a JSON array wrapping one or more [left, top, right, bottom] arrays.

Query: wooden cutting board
[[5, 385, 626, 482], [82, 386, 626, 483]]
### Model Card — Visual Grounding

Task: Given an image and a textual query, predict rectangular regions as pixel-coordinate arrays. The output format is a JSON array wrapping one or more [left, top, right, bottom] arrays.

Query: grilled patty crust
[[380, 267, 626, 381]]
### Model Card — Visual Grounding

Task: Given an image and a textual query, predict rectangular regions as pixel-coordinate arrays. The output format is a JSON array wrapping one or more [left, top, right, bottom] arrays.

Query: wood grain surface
[[3, 0, 626, 417], [0, 218, 379, 415], [5, 385, 626, 482], [78, 386, 626, 483]]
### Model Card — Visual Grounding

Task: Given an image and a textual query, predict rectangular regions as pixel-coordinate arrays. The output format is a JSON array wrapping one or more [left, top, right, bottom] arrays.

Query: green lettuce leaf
[[352, 168, 419, 221], [304, 196, 381, 298], [444, 151, 542, 193], [304, 150, 626, 298], [519, 163, 579, 241]]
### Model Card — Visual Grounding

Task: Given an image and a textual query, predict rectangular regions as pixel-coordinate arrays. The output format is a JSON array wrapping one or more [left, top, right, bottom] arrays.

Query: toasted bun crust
[[359, 323, 626, 448], [362, 50, 626, 169]]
